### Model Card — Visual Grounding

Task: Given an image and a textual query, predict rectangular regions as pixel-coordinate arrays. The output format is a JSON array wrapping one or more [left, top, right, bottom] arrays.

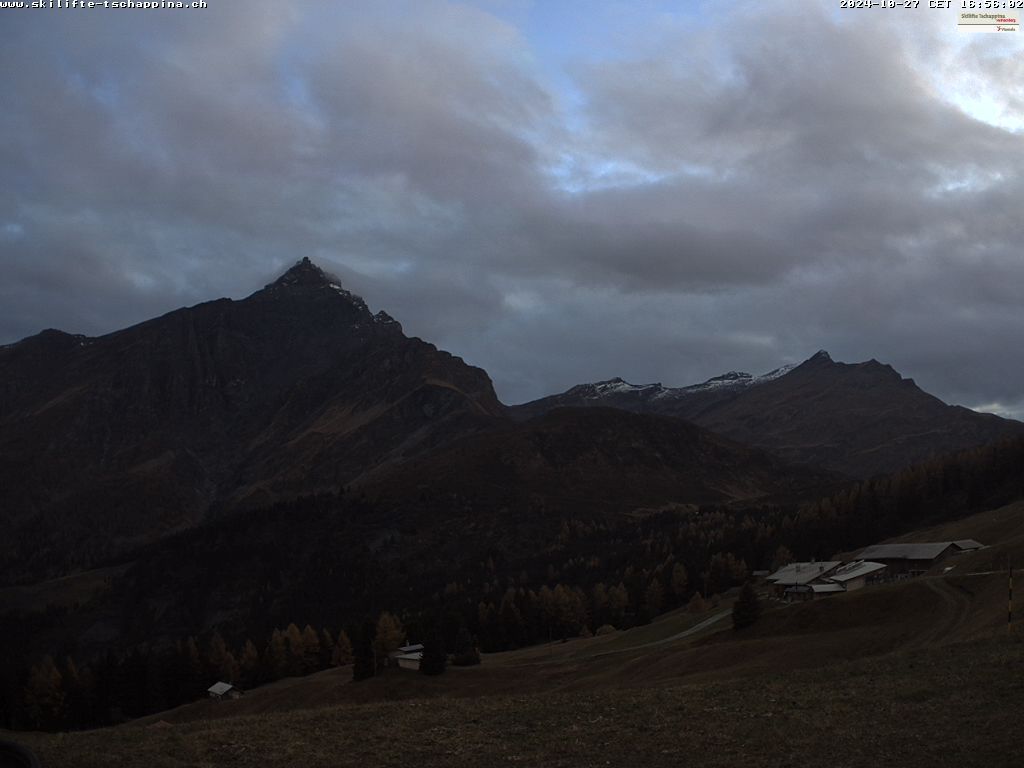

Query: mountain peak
[[261, 258, 371, 313], [268, 257, 335, 289], [809, 349, 833, 363]]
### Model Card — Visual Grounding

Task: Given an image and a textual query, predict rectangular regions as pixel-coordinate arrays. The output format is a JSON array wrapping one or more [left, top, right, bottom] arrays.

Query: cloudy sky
[[2, 0, 1023, 416]]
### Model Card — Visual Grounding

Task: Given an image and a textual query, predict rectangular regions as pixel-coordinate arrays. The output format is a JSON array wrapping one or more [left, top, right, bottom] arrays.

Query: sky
[[2, 0, 1024, 416]]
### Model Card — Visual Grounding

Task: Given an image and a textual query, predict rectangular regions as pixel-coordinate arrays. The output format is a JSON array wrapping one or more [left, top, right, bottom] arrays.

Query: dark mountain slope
[[513, 351, 1022, 478], [685, 351, 1021, 478], [363, 406, 837, 515], [14, 407, 836, 658], [0, 259, 504, 583]]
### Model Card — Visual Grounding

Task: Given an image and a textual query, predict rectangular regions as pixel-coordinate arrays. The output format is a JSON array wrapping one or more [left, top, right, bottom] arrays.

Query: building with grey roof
[[770, 560, 887, 601], [784, 582, 846, 600], [856, 542, 956, 576], [767, 537, 985, 602], [767, 561, 841, 585], [391, 643, 425, 671], [766, 561, 841, 597], [827, 560, 887, 591], [394, 651, 423, 671], [207, 681, 242, 701], [953, 539, 984, 552]]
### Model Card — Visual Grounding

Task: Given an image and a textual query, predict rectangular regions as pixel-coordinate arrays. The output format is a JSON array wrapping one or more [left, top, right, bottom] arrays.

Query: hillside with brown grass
[[11, 636, 1024, 768]]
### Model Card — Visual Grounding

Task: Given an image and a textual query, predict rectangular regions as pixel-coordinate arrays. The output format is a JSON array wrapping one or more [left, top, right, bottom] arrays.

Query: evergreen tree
[[0, 662, 17, 730], [238, 640, 261, 687], [420, 620, 446, 676], [590, 583, 609, 627], [477, 601, 498, 650], [181, 637, 205, 700], [301, 624, 321, 674], [707, 552, 748, 595], [143, 650, 167, 716], [451, 625, 481, 666], [551, 584, 576, 638], [498, 588, 524, 648], [333, 630, 354, 667], [92, 651, 120, 725], [117, 648, 148, 719], [76, 661, 99, 728], [732, 581, 761, 630], [61, 656, 88, 729], [23, 655, 64, 730], [607, 582, 629, 627], [352, 620, 377, 682], [264, 629, 289, 681], [687, 592, 707, 614], [319, 629, 335, 668], [205, 632, 239, 683], [373, 612, 405, 664], [670, 563, 689, 601], [643, 579, 664, 620], [284, 623, 305, 676]]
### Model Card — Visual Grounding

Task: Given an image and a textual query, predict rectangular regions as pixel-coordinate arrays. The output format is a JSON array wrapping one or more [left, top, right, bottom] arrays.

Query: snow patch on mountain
[[758, 363, 797, 382], [593, 378, 662, 396], [683, 363, 797, 393], [568, 378, 665, 399], [576, 362, 799, 402]]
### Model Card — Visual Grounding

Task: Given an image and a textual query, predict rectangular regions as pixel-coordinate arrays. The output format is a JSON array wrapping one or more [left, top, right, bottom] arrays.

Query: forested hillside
[[3, 435, 1022, 731]]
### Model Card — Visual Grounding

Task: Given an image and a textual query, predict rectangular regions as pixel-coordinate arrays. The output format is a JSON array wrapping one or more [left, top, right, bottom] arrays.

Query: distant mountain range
[[1, 258, 1020, 584], [513, 350, 1022, 478]]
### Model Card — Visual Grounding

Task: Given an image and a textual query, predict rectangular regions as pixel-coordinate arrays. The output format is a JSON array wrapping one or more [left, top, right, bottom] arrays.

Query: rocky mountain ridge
[[513, 350, 1022, 477]]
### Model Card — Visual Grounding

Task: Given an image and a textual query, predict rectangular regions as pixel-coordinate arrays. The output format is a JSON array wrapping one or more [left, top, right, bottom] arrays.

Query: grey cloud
[[1, 0, 1022, 418]]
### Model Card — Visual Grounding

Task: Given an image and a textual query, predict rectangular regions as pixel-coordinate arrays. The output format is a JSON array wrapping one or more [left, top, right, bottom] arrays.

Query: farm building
[[394, 652, 423, 671], [207, 682, 242, 701], [392, 643, 424, 671], [857, 542, 964, 576], [766, 561, 841, 597], [783, 582, 845, 601], [775, 560, 887, 601], [827, 560, 887, 591], [953, 539, 984, 552]]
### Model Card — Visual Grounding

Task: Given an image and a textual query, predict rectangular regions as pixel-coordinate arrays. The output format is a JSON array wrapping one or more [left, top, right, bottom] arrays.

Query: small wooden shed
[[391, 644, 424, 671], [207, 682, 243, 701]]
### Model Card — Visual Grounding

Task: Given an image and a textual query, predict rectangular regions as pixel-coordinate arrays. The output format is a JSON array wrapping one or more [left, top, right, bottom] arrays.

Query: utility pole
[[1009, 557, 1013, 634]]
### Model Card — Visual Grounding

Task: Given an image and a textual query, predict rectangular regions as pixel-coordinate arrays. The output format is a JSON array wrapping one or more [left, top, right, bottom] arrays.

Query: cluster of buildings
[[765, 539, 984, 601]]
